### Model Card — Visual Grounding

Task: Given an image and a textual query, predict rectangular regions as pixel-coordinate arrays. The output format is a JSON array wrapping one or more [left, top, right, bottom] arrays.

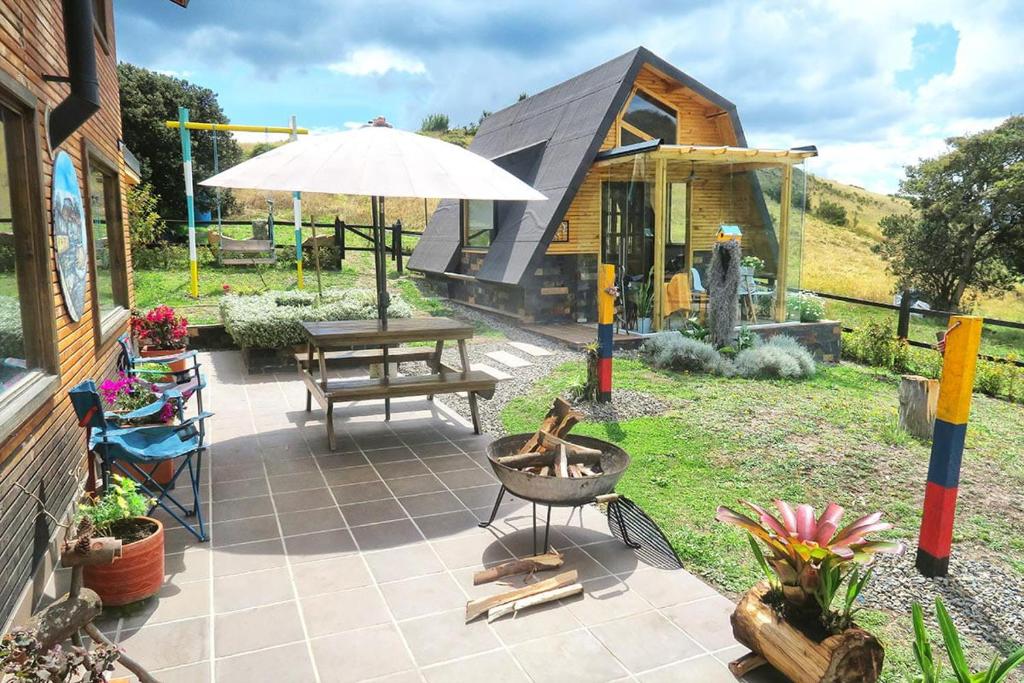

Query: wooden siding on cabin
[[548, 64, 744, 258], [0, 0, 133, 628]]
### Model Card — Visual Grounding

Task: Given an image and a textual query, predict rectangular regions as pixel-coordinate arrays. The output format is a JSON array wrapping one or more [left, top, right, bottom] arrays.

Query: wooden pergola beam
[[594, 144, 817, 168]]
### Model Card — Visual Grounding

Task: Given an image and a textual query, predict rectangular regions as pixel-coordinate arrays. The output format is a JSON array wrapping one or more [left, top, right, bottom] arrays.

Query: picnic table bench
[[299, 318, 496, 449]]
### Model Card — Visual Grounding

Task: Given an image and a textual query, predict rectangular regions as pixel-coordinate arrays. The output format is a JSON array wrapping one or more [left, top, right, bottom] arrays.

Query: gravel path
[[407, 304, 668, 435], [863, 544, 1024, 655]]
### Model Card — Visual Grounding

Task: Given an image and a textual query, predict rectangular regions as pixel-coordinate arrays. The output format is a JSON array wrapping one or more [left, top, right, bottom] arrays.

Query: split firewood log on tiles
[[472, 551, 564, 585], [465, 570, 578, 622]]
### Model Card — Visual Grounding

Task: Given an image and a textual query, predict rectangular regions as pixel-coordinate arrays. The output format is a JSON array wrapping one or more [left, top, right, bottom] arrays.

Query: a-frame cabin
[[408, 47, 815, 331]]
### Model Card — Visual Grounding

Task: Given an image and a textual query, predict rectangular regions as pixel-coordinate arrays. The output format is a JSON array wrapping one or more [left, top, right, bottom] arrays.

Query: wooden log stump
[[898, 375, 939, 440], [25, 589, 103, 650], [731, 582, 883, 683]]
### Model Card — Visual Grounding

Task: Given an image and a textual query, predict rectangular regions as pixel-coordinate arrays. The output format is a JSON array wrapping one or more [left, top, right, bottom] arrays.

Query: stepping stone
[[472, 363, 512, 380], [485, 350, 533, 369], [507, 341, 553, 357]]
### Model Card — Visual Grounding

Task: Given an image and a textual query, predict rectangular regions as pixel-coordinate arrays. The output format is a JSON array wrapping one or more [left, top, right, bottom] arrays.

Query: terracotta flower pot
[[140, 346, 188, 376], [136, 458, 176, 487], [84, 517, 165, 606]]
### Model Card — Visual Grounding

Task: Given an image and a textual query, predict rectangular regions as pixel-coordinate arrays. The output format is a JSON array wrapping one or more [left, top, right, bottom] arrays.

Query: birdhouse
[[717, 224, 742, 243]]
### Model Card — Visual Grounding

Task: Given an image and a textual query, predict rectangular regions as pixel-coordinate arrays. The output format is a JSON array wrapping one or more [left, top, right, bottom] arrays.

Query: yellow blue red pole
[[916, 315, 983, 577], [178, 107, 198, 298], [597, 264, 616, 402]]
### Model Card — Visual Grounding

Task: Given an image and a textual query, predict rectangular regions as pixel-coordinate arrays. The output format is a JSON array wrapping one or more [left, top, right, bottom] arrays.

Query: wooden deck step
[[306, 370, 497, 402], [507, 341, 553, 357], [485, 350, 533, 368], [295, 347, 435, 369]]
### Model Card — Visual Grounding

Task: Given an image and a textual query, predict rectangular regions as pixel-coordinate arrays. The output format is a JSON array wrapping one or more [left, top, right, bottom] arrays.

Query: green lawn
[[501, 359, 1024, 682]]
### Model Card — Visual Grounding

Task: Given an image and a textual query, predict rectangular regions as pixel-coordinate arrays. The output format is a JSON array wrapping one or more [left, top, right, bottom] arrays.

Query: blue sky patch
[[895, 23, 959, 92]]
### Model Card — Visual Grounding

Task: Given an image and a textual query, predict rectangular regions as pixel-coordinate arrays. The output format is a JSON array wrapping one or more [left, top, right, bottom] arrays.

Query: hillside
[[802, 176, 1024, 321]]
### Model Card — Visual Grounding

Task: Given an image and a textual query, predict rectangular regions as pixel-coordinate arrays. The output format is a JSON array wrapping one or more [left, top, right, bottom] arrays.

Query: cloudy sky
[[114, 0, 1023, 193]]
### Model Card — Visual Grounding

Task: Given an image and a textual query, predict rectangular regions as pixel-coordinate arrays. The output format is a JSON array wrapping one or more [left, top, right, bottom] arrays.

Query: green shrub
[[734, 335, 816, 379], [641, 332, 724, 373], [815, 199, 848, 226], [0, 295, 23, 358], [220, 288, 413, 349], [843, 322, 911, 372], [421, 113, 450, 132], [126, 183, 165, 264], [787, 292, 826, 322]]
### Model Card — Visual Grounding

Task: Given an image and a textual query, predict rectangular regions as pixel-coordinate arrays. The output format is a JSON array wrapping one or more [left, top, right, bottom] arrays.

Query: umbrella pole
[[372, 196, 389, 330], [311, 214, 323, 300]]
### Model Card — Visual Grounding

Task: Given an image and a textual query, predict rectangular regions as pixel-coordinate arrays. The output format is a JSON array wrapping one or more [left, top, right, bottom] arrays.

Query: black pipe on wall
[[47, 0, 100, 150]]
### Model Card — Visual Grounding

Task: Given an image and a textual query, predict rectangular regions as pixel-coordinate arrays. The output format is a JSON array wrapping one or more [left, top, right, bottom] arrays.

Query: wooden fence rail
[[805, 288, 1024, 367]]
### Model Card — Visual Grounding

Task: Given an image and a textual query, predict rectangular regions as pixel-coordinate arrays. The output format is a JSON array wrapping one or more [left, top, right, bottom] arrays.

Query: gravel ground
[[863, 543, 1024, 654], [406, 303, 668, 435]]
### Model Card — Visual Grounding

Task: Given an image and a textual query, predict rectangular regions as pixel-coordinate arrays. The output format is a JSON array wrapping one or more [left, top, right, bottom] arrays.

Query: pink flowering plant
[[99, 372, 175, 423], [717, 499, 905, 630], [131, 305, 189, 351]]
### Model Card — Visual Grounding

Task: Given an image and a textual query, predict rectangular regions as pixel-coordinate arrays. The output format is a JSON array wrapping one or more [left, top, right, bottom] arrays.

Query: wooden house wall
[[0, 0, 133, 627]]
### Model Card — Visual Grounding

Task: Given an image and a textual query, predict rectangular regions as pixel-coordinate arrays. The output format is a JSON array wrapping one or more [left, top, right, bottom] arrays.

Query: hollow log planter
[[84, 517, 165, 606], [730, 582, 884, 683]]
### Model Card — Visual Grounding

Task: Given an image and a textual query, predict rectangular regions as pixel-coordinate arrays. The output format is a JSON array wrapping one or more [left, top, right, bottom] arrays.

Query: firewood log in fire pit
[[496, 398, 606, 478]]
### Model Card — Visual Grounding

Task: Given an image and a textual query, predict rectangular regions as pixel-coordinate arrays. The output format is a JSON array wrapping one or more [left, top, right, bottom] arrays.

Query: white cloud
[[327, 47, 427, 77]]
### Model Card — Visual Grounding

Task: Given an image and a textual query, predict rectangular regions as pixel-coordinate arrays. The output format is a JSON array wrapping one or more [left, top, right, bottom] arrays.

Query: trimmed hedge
[[0, 295, 23, 358], [220, 288, 413, 349]]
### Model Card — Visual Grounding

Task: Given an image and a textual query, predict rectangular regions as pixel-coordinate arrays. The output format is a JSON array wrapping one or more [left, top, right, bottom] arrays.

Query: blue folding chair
[[116, 334, 206, 413], [69, 379, 212, 541]]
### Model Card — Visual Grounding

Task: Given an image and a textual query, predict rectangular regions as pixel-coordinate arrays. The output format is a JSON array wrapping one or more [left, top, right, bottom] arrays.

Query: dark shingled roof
[[407, 46, 748, 285]]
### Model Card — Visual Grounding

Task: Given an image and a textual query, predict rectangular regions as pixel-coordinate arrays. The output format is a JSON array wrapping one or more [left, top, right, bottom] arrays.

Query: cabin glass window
[[464, 199, 495, 249], [0, 97, 59, 441], [87, 166, 118, 317], [0, 114, 27, 394], [623, 91, 677, 144], [92, 0, 109, 41]]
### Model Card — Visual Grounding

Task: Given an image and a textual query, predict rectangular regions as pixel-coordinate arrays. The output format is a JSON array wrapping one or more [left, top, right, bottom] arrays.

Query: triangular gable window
[[622, 90, 677, 144]]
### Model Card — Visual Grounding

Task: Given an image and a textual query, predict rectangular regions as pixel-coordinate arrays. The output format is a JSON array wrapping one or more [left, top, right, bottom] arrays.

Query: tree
[[125, 183, 165, 265], [118, 63, 243, 223], [874, 116, 1024, 311], [420, 113, 449, 133], [247, 141, 277, 159]]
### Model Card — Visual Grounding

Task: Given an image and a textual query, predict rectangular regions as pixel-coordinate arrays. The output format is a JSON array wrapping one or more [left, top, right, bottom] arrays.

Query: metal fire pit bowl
[[485, 433, 630, 508]]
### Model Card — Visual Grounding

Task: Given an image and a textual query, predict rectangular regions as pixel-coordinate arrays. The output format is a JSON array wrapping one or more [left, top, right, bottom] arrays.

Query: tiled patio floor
[[87, 351, 765, 682]]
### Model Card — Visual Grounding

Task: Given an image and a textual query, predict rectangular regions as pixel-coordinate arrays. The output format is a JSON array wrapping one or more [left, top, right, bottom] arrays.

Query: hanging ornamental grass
[[220, 288, 413, 349]]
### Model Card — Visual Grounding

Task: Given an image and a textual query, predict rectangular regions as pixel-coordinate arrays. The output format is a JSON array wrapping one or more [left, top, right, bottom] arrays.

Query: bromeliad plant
[[716, 500, 905, 622]]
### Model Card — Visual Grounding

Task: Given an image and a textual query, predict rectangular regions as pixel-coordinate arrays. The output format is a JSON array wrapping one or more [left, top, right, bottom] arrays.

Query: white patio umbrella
[[200, 118, 546, 327]]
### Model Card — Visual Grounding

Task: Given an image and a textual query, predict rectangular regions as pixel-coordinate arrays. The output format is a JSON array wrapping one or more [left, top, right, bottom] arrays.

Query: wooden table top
[[300, 317, 475, 347]]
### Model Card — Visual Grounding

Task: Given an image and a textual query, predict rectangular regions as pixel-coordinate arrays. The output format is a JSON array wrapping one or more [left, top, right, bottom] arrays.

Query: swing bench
[[208, 212, 277, 265]]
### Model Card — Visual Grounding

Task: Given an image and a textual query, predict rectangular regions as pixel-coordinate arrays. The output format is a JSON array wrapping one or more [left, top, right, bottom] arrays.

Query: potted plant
[[716, 499, 906, 683], [99, 372, 177, 485], [77, 475, 164, 607], [131, 305, 190, 373], [0, 627, 118, 682], [634, 275, 654, 334]]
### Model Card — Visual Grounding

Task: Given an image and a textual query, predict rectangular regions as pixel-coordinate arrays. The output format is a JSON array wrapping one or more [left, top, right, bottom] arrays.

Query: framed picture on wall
[[552, 220, 569, 243]]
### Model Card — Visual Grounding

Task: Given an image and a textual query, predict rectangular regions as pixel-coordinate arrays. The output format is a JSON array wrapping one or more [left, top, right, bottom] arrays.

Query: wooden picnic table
[[298, 317, 496, 449]]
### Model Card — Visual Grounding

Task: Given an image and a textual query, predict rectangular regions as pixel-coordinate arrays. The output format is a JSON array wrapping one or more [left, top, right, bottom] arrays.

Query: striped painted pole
[[178, 107, 199, 298], [293, 191, 304, 289], [597, 263, 616, 402], [916, 315, 983, 577]]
